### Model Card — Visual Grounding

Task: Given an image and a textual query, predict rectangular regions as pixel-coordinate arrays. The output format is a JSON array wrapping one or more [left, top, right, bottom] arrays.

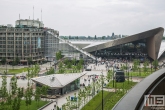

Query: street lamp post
[[6, 61, 7, 74], [151, 61, 152, 73], [113, 65, 114, 87], [127, 59, 129, 84], [5, 60, 8, 75], [101, 71, 103, 110], [126, 57, 129, 84]]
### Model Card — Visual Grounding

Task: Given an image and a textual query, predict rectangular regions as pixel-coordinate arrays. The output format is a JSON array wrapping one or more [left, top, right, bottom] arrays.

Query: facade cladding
[[84, 27, 164, 60], [44, 29, 59, 61], [0, 20, 59, 64], [58, 42, 80, 57]]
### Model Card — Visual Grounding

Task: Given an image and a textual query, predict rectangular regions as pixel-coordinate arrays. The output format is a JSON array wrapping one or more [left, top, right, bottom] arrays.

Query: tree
[[34, 64, 40, 77], [86, 85, 92, 102], [35, 87, 41, 107], [12, 97, 18, 110], [81, 89, 87, 106], [58, 51, 62, 59], [79, 58, 84, 65], [72, 65, 77, 73], [1, 72, 8, 97], [1, 57, 6, 65], [132, 59, 139, 72], [56, 51, 63, 60], [12, 96, 21, 110], [72, 59, 76, 66], [64, 58, 69, 65], [77, 89, 83, 109], [6, 93, 12, 109], [12, 60, 16, 69], [121, 64, 127, 71], [76, 62, 82, 72], [152, 60, 158, 71], [1, 72, 8, 109], [27, 57, 32, 66], [58, 62, 63, 69], [106, 70, 112, 82], [46, 67, 55, 75], [67, 62, 71, 69], [15, 57, 20, 65], [10, 75, 17, 95], [25, 86, 33, 110], [59, 68, 65, 74], [41, 86, 49, 101], [0, 73, 23, 110], [143, 60, 149, 76]]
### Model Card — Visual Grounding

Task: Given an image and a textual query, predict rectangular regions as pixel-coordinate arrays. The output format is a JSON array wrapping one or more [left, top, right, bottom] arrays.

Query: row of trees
[[0, 64, 48, 110], [46, 67, 55, 75], [58, 58, 84, 74], [62, 58, 160, 110], [0, 57, 33, 66], [119, 59, 158, 74], [56, 51, 63, 60], [62, 74, 104, 110], [61, 59, 159, 110], [1, 57, 20, 65]]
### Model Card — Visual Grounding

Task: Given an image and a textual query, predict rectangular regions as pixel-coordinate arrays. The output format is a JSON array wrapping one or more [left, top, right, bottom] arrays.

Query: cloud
[[0, 0, 164, 36]]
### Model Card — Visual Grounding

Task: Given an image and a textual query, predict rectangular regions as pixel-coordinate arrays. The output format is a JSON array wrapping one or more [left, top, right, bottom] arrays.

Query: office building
[[0, 19, 59, 64]]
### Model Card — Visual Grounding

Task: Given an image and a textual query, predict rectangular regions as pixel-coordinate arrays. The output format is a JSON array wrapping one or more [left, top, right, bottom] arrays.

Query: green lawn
[[122, 67, 155, 78], [83, 81, 138, 110], [106, 80, 137, 90], [0, 100, 48, 110], [56, 67, 81, 74], [8, 68, 28, 74], [81, 91, 110, 110], [103, 91, 125, 109], [127, 71, 151, 77], [20, 100, 48, 110]]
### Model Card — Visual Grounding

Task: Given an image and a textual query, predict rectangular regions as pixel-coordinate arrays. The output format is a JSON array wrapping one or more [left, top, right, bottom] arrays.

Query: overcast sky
[[0, 0, 165, 36]]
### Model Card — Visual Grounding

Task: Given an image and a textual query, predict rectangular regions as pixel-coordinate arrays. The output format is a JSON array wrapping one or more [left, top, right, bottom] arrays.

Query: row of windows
[[0, 57, 44, 60], [0, 37, 43, 42], [0, 33, 44, 35], [0, 40, 44, 43]]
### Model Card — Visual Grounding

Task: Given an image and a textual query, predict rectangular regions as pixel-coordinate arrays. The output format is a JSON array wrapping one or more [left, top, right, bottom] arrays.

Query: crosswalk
[[47, 31, 97, 60]]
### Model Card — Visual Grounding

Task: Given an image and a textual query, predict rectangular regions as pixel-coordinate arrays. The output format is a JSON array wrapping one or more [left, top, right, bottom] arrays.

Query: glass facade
[[91, 39, 149, 60], [36, 78, 80, 95], [61, 78, 80, 95]]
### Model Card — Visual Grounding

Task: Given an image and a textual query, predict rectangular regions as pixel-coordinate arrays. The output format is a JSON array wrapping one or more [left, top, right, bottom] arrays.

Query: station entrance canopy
[[83, 27, 164, 60]]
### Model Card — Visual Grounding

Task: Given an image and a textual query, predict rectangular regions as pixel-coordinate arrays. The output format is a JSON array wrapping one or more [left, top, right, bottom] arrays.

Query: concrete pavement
[[0, 61, 145, 110]]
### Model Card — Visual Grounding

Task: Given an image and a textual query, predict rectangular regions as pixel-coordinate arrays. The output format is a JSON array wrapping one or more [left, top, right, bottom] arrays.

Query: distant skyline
[[0, 0, 165, 36]]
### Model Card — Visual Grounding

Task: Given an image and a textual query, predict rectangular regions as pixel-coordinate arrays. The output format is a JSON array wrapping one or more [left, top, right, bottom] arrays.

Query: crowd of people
[[16, 75, 26, 80]]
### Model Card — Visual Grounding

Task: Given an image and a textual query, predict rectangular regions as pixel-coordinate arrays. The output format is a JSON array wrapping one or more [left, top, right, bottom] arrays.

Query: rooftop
[[31, 72, 86, 88]]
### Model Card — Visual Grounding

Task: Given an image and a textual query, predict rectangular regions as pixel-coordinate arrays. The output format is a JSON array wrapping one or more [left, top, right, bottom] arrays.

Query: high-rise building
[[0, 19, 59, 65]]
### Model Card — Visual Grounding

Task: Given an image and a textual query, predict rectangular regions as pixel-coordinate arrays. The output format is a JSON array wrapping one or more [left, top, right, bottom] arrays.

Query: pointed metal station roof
[[83, 27, 164, 60], [31, 72, 86, 89]]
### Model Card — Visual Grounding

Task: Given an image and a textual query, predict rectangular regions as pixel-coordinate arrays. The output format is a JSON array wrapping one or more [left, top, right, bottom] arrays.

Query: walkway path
[[42, 101, 57, 110]]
